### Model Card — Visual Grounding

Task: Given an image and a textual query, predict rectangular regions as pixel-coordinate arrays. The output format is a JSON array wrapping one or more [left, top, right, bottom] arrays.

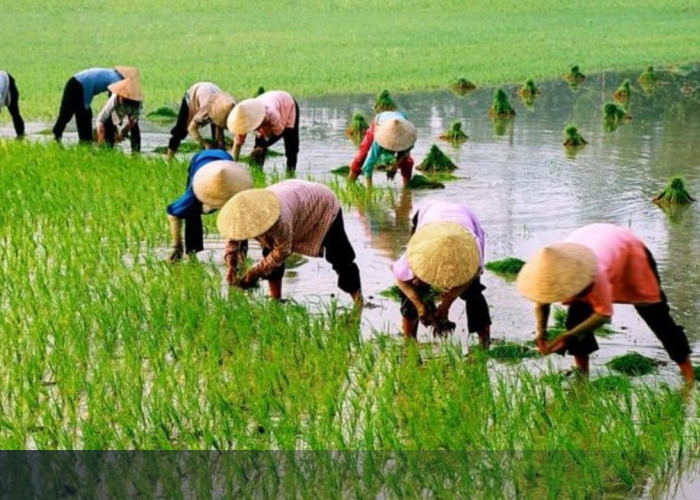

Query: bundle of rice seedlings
[[638, 66, 659, 86], [146, 106, 178, 123], [255, 86, 266, 96], [563, 125, 588, 147], [153, 141, 202, 154], [346, 113, 369, 144], [563, 64, 586, 85], [590, 375, 632, 391], [603, 102, 631, 125], [487, 342, 540, 362], [485, 258, 525, 278], [374, 89, 398, 113], [517, 79, 541, 98], [378, 285, 440, 302], [417, 145, 458, 173], [652, 176, 695, 205], [489, 89, 516, 118], [407, 174, 445, 190], [606, 352, 660, 376], [439, 121, 469, 143], [330, 165, 351, 175], [450, 77, 477, 96], [613, 80, 632, 103]]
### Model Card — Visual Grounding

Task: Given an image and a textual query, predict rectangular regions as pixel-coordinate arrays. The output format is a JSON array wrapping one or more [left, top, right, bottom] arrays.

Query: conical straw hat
[[406, 221, 480, 290], [516, 243, 597, 303], [217, 189, 281, 240], [226, 98, 266, 134], [375, 116, 417, 152], [209, 93, 236, 127], [108, 77, 143, 102], [192, 161, 253, 209], [114, 66, 140, 80]]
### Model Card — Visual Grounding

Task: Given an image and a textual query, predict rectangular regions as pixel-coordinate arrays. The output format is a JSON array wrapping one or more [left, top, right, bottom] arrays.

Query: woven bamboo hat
[[114, 66, 140, 80], [375, 116, 417, 152], [516, 243, 597, 303], [406, 222, 480, 290], [217, 189, 281, 240], [209, 93, 236, 127], [226, 98, 266, 134], [108, 77, 143, 102], [192, 161, 253, 209]]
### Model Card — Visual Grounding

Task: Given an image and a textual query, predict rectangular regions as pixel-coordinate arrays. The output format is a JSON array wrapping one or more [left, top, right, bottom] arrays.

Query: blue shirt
[[167, 150, 233, 218], [74, 68, 124, 109], [361, 110, 412, 177]]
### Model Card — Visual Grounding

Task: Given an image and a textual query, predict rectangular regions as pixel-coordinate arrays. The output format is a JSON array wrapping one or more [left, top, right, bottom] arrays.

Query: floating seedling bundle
[[374, 89, 398, 113], [564, 65, 586, 85], [487, 342, 540, 362], [638, 66, 659, 87], [489, 89, 516, 118], [607, 352, 660, 376], [346, 113, 369, 144], [652, 176, 695, 205], [450, 77, 477, 96], [417, 145, 458, 173], [603, 102, 631, 131], [518, 79, 541, 98], [146, 106, 178, 123], [485, 258, 525, 279], [407, 174, 445, 190], [613, 79, 632, 103], [439, 121, 468, 144], [563, 125, 588, 147]]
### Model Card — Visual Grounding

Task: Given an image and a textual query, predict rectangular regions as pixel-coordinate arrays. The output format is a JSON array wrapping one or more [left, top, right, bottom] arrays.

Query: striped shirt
[[245, 180, 340, 278], [234, 90, 297, 146]]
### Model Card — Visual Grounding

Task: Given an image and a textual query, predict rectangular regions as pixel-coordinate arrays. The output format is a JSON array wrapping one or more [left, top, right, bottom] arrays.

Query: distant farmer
[[0, 70, 25, 138], [166, 149, 253, 262], [226, 90, 299, 171], [95, 77, 144, 153], [164, 82, 236, 160], [217, 180, 363, 307], [393, 200, 491, 347], [348, 111, 416, 188], [52, 66, 139, 143], [517, 223, 694, 383]]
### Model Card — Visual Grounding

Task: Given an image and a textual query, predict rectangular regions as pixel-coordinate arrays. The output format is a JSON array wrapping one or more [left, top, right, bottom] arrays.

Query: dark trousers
[[260, 209, 361, 294], [102, 119, 141, 153], [53, 77, 93, 142], [168, 97, 190, 152], [398, 278, 492, 333], [254, 100, 300, 170], [6, 74, 25, 137], [563, 249, 691, 363]]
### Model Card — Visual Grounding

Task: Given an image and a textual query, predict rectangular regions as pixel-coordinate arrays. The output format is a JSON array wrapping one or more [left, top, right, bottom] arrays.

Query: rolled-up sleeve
[[247, 219, 293, 279]]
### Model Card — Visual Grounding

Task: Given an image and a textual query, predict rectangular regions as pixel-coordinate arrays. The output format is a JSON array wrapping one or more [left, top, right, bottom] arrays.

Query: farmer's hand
[[535, 337, 548, 354], [386, 168, 397, 180], [419, 310, 436, 327], [543, 335, 569, 355], [115, 131, 124, 143], [240, 272, 258, 289], [251, 146, 266, 165]]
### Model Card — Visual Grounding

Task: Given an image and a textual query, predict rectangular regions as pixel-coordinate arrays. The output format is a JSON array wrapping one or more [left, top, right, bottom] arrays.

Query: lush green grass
[[2, 1, 700, 118]]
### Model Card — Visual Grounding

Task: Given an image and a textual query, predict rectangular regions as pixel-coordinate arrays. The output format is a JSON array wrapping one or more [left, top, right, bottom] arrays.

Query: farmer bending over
[[517, 223, 694, 384], [217, 180, 363, 308], [164, 82, 235, 160], [348, 111, 416, 188], [393, 200, 491, 347], [95, 77, 144, 154], [227, 90, 299, 171], [0, 70, 25, 138], [166, 150, 252, 262]]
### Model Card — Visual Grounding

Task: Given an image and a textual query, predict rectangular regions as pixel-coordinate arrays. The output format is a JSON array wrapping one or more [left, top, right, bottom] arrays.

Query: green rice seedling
[[652, 175, 695, 206], [589, 375, 632, 392], [517, 79, 541, 98], [417, 144, 458, 173], [485, 257, 525, 279], [330, 165, 351, 175], [153, 141, 203, 154], [606, 352, 660, 376], [377, 285, 440, 303], [146, 106, 179, 123], [487, 342, 540, 362], [564, 64, 586, 85], [603, 102, 631, 131], [450, 77, 477, 96], [255, 86, 266, 96], [563, 125, 588, 147], [439, 121, 469, 144], [373, 89, 398, 113], [407, 174, 445, 190], [489, 89, 516, 118], [346, 113, 369, 145], [638, 66, 659, 86], [613, 79, 632, 103]]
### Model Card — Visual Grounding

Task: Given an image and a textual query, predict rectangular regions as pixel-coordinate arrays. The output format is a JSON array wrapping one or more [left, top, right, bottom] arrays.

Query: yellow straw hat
[[217, 189, 281, 240], [516, 243, 597, 303], [375, 116, 417, 152], [192, 161, 253, 209], [108, 77, 144, 102], [226, 98, 266, 134], [114, 66, 140, 80], [209, 93, 236, 127], [406, 221, 480, 290]]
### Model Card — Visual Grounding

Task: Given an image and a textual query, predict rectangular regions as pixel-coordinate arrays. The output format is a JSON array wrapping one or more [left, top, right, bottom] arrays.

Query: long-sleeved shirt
[[73, 68, 124, 109], [352, 111, 413, 177], [96, 94, 141, 130], [225, 180, 339, 279], [0, 71, 10, 110], [233, 90, 297, 146], [561, 223, 661, 316], [392, 199, 486, 283], [187, 86, 234, 145]]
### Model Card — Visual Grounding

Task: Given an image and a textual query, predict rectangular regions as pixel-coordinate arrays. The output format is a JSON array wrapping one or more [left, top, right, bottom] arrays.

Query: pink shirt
[[234, 90, 297, 146], [562, 223, 661, 316], [392, 200, 485, 282]]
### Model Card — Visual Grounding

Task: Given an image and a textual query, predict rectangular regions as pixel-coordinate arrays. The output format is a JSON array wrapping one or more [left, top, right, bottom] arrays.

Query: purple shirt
[[392, 199, 486, 282]]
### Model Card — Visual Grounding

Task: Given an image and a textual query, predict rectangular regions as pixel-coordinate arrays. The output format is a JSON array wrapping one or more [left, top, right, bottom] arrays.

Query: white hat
[[192, 161, 253, 209]]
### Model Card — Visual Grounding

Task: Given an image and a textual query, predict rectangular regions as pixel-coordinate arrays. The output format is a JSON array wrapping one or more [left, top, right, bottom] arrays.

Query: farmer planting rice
[[0, 70, 25, 138], [347, 111, 417, 188], [52, 66, 139, 143], [164, 82, 236, 160], [95, 77, 144, 153], [227, 90, 299, 171], [217, 180, 364, 307], [392, 199, 491, 347], [517, 223, 694, 383], [166, 150, 253, 262]]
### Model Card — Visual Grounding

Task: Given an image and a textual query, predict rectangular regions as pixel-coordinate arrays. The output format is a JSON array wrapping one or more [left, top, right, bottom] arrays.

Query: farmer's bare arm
[[534, 303, 550, 351], [544, 312, 610, 354], [96, 124, 106, 144], [224, 240, 243, 285], [396, 279, 429, 317], [435, 283, 470, 319], [187, 112, 209, 149]]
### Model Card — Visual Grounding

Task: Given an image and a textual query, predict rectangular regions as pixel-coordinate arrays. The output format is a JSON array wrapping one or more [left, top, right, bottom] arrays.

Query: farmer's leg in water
[[7, 74, 25, 137], [166, 97, 190, 159], [396, 153, 414, 188], [564, 301, 600, 375], [281, 100, 300, 171], [461, 277, 491, 349], [129, 122, 141, 153], [261, 247, 285, 299], [75, 105, 93, 143], [320, 209, 363, 308], [53, 77, 83, 141]]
